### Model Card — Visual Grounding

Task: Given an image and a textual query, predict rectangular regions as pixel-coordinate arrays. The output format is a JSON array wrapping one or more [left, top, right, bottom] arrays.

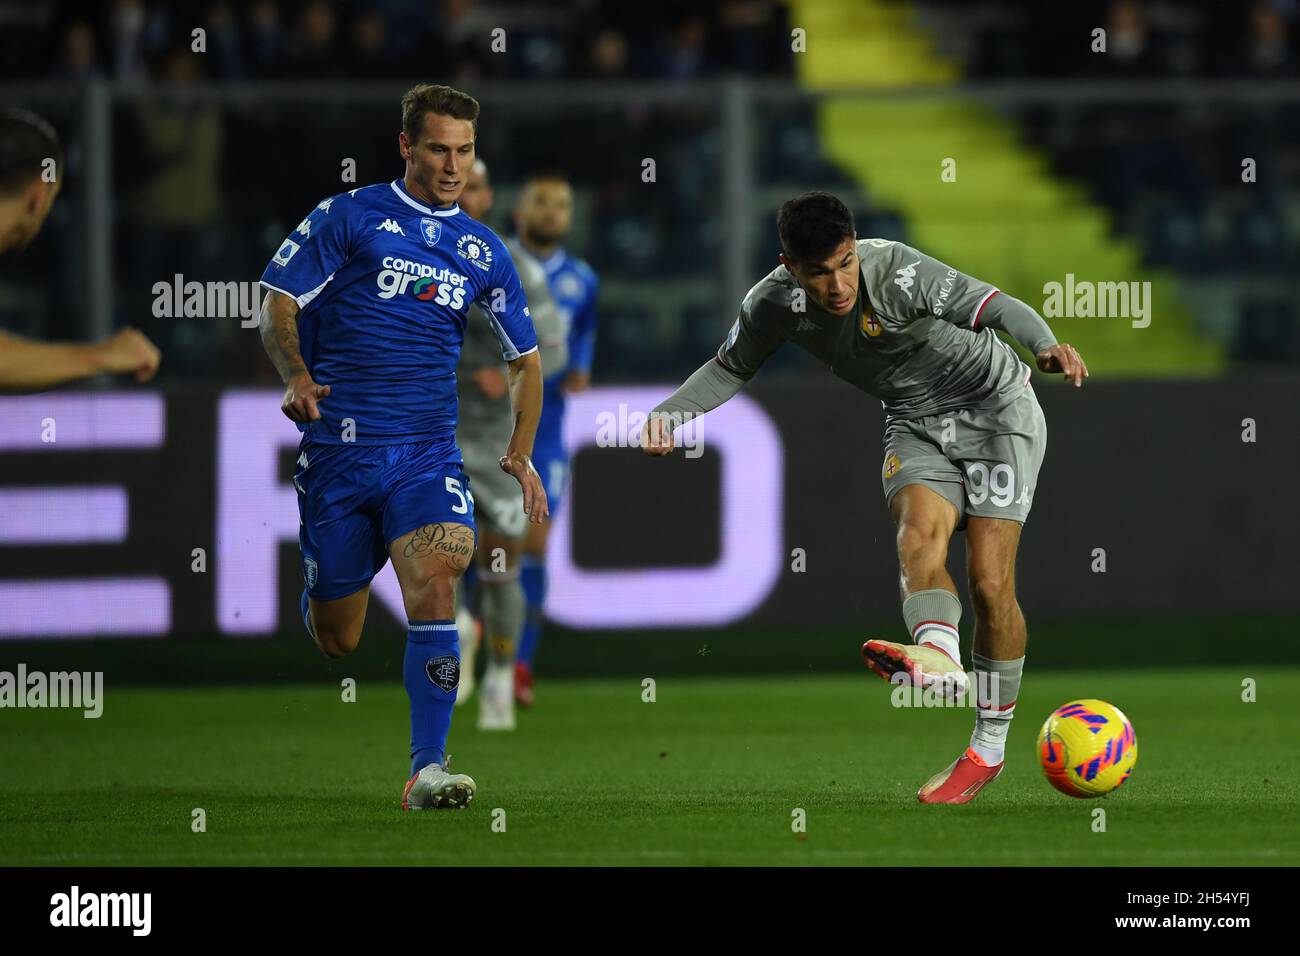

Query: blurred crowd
[[925, 0, 1300, 79], [3, 0, 794, 84], [1, 0, 1296, 375]]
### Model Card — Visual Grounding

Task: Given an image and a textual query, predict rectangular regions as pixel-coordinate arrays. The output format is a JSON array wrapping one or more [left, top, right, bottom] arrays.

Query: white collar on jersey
[[389, 180, 461, 217]]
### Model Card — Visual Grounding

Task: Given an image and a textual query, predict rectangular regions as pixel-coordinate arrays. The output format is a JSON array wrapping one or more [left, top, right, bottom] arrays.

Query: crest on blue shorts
[[421, 218, 442, 247], [303, 557, 318, 590]]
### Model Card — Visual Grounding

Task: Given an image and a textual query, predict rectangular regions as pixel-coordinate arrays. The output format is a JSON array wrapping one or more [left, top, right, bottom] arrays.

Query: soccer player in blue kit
[[257, 84, 547, 810], [509, 172, 599, 706]]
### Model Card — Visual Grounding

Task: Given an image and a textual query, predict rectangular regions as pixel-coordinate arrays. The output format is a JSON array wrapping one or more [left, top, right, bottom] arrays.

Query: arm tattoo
[[401, 522, 475, 571], [259, 290, 307, 382]]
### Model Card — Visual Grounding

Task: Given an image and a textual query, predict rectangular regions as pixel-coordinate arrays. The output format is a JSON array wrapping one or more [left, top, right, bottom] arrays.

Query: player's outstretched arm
[[258, 289, 330, 422], [0, 326, 160, 390], [642, 357, 747, 456], [499, 349, 548, 523], [979, 293, 1089, 387]]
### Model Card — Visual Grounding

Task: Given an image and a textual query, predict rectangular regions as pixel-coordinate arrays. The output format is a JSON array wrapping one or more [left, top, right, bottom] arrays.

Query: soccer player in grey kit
[[644, 193, 1088, 804], [454, 158, 567, 729]]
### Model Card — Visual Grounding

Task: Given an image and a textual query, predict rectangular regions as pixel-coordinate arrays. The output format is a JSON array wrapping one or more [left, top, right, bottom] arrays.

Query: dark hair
[[0, 108, 64, 195], [401, 83, 479, 143], [521, 168, 571, 190], [777, 191, 855, 266]]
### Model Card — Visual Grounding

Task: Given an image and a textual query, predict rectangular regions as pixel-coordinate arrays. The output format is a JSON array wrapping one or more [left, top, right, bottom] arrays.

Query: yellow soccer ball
[[1037, 699, 1137, 797]]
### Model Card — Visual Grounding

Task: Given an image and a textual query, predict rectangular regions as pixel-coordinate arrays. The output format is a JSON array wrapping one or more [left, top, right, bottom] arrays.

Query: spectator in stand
[[587, 27, 629, 79], [663, 15, 711, 79], [247, 0, 286, 78], [287, 0, 341, 78], [57, 20, 100, 80], [347, 5, 393, 79], [1241, 0, 1296, 76]]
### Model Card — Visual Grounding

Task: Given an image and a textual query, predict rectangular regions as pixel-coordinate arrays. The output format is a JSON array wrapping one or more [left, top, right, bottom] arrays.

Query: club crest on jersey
[[456, 234, 493, 272], [420, 218, 442, 247], [303, 556, 318, 590], [883, 452, 902, 479], [557, 273, 583, 299], [861, 309, 883, 337], [425, 655, 460, 693]]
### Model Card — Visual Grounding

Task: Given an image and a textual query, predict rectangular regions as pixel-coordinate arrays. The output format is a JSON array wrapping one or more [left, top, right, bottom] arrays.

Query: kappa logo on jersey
[[456, 234, 493, 272], [273, 238, 300, 266], [317, 197, 334, 214], [420, 218, 442, 247], [425, 655, 460, 692], [861, 309, 883, 337], [795, 316, 818, 332], [894, 259, 921, 298], [295, 218, 311, 237], [377, 219, 406, 236], [375, 255, 469, 308]]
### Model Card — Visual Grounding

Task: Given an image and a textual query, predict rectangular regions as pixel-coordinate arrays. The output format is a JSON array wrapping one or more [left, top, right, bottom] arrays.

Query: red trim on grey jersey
[[971, 288, 1001, 330]]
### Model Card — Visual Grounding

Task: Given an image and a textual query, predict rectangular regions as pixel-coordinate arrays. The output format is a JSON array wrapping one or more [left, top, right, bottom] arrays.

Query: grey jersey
[[507, 238, 567, 377], [715, 238, 1031, 420], [457, 238, 565, 439], [457, 304, 516, 442]]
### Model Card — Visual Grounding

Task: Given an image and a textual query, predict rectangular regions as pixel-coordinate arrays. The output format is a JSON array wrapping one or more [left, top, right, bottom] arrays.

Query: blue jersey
[[260, 179, 538, 446], [537, 248, 599, 382]]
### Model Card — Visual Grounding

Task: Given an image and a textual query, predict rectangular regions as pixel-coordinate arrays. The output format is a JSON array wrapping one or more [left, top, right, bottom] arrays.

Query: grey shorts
[[881, 385, 1047, 525], [461, 438, 527, 539]]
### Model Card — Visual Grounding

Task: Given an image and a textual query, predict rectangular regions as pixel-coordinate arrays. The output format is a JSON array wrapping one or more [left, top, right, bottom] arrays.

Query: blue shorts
[[294, 436, 477, 601], [535, 379, 569, 513]]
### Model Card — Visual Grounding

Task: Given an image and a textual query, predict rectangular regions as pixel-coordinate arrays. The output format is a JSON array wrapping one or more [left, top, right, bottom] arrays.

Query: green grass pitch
[[2, 668, 1297, 866]]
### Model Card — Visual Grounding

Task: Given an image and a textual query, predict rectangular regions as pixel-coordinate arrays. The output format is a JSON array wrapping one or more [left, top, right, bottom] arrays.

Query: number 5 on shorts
[[445, 476, 473, 515]]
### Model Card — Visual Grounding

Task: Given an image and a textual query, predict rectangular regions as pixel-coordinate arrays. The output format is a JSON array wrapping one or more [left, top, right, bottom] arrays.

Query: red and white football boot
[[916, 747, 1004, 805], [861, 639, 968, 700]]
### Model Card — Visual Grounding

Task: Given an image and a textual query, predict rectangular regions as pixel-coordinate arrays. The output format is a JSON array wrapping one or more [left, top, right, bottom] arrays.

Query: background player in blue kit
[[257, 84, 547, 810], [509, 172, 599, 706]]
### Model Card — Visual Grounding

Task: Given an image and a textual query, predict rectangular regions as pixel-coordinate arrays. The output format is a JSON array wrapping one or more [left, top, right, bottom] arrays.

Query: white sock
[[969, 720, 1009, 766], [914, 622, 960, 666], [969, 653, 1024, 765], [902, 589, 962, 666]]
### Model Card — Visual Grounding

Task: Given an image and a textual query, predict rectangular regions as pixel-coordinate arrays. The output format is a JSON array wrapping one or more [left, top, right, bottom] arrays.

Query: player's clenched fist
[[97, 327, 161, 382], [281, 372, 331, 422], [641, 413, 675, 455], [1035, 343, 1089, 388]]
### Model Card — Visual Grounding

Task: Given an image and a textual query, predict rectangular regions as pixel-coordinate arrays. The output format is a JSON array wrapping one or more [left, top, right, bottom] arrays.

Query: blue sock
[[403, 619, 459, 776], [518, 556, 546, 666], [300, 589, 317, 642]]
